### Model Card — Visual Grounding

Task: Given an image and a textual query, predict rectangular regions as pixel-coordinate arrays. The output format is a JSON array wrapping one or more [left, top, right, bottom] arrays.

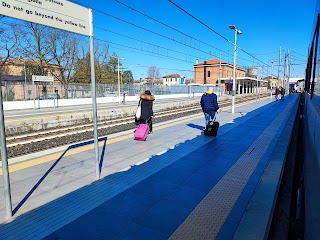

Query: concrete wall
[[3, 93, 204, 111]]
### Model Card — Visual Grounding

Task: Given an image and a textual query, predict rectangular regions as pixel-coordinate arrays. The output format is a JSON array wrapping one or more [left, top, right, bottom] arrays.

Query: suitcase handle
[[212, 112, 218, 121]]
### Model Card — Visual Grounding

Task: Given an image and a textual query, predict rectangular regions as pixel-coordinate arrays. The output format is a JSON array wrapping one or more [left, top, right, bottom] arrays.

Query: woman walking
[[136, 90, 155, 133]]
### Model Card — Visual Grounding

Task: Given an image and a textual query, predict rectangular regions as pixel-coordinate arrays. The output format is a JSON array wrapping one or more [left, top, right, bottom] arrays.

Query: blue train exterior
[[304, 1, 320, 239]]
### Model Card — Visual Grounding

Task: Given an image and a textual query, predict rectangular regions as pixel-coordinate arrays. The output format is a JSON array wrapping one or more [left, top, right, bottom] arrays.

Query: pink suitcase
[[134, 124, 150, 141]]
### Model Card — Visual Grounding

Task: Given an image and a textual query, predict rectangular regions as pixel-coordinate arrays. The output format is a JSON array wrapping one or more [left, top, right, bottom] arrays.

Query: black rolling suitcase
[[204, 115, 219, 137]]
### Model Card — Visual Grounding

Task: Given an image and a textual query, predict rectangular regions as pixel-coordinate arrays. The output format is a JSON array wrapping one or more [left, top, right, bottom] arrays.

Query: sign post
[[0, 0, 90, 36], [88, 9, 100, 179], [32, 75, 54, 109], [0, 0, 100, 218], [0, 80, 12, 217]]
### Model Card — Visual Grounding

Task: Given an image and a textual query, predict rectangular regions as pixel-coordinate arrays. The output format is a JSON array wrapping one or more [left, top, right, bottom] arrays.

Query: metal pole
[[121, 68, 123, 94], [89, 9, 100, 179], [287, 49, 290, 92], [37, 84, 40, 109], [219, 54, 221, 96], [0, 77, 13, 217], [54, 88, 56, 108], [271, 61, 274, 85], [33, 79, 36, 109], [22, 60, 27, 100], [283, 53, 286, 88], [231, 30, 237, 114], [278, 46, 281, 86], [271, 61, 274, 99], [117, 58, 121, 103]]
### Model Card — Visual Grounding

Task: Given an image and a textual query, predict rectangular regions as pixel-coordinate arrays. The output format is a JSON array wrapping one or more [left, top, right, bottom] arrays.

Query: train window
[[311, 14, 320, 99], [306, 42, 312, 93]]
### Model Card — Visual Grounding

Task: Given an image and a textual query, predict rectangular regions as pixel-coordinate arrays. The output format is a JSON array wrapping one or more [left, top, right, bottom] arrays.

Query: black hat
[[144, 90, 151, 95]]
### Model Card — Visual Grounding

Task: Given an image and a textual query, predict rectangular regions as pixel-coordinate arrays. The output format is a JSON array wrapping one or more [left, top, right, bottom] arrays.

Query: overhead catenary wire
[[291, 50, 307, 58], [70, 0, 266, 70], [252, 51, 280, 55], [4, 0, 303, 78], [95, 26, 204, 61], [94, 45, 196, 77], [92, 8, 227, 61], [89, 2, 257, 65], [114, 0, 237, 61], [290, 54, 307, 62], [167, 0, 272, 71], [2, 15, 198, 77], [95, 37, 196, 64]]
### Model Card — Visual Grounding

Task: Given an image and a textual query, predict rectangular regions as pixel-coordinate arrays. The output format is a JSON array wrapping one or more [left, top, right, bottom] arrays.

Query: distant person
[[200, 87, 219, 126], [280, 87, 285, 100], [275, 87, 280, 100], [135, 90, 155, 134]]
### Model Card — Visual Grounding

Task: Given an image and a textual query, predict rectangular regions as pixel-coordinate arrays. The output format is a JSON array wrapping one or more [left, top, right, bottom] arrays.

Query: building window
[[208, 71, 211, 77]]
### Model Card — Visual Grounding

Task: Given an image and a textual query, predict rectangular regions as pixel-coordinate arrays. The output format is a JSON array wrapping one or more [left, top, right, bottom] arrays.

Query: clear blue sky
[[72, 0, 316, 80]]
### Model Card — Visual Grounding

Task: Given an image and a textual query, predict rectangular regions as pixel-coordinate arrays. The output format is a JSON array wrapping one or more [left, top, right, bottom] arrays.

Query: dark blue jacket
[[200, 92, 219, 113]]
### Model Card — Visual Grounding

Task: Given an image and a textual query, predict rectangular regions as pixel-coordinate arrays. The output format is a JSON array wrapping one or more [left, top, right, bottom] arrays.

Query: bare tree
[[95, 43, 109, 83], [47, 30, 81, 83], [23, 22, 51, 75], [0, 19, 23, 76], [46, 29, 84, 97], [147, 65, 160, 85]]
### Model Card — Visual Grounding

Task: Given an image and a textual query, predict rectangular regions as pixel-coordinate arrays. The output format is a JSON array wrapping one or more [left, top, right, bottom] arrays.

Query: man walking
[[200, 87, 220, 126], [280, 87, 285, 100]]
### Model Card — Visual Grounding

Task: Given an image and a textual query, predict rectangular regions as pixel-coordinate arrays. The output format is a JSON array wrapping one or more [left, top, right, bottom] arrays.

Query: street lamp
[[229, 25, 242, 113], [110, 56, 125, 103]]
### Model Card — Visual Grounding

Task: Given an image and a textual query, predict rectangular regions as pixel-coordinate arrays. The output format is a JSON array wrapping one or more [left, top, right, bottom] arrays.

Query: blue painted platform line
[[39, 96, 299, 239]]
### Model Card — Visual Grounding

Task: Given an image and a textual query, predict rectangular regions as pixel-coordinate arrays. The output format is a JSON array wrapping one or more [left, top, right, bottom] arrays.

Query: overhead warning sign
[[0, 0, 91, 36]]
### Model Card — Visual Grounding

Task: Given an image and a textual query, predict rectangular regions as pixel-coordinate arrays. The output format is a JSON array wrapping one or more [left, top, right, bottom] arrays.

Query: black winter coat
[[139, 93, 155, 120]]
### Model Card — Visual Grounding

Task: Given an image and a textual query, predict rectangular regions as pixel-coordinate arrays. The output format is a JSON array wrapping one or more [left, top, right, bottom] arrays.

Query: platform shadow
[[186, 123, 204, 130], [12, 136, 108, 215]]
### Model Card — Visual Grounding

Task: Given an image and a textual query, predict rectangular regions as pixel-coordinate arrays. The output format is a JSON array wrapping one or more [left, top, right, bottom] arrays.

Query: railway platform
[[0, 94, 299, 239]]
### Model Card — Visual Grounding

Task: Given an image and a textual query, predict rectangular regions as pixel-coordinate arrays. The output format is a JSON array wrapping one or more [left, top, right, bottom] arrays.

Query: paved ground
[[0, 94, 299, 240]]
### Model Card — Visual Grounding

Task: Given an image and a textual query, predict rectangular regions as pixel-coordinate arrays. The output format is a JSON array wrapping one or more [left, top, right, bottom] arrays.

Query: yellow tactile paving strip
[[169, 98, 295, 239]]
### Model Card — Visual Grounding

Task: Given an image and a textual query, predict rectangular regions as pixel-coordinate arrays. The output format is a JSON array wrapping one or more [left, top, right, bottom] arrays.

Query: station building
[[162, 74, 185, 85], [193, 58, 269, 94], [1, 58, 62, 100]]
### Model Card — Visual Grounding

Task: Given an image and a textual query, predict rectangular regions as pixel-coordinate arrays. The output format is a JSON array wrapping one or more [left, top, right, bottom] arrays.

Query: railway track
[[5, 93, 270, 158]]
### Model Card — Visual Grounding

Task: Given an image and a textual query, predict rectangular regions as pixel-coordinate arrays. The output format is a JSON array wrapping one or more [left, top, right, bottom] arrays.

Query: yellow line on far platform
[[0, 115, 203, 175]]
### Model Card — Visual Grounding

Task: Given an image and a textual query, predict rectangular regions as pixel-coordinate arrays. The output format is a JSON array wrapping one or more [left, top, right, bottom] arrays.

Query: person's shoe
[[149, 131, 153, 134]]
